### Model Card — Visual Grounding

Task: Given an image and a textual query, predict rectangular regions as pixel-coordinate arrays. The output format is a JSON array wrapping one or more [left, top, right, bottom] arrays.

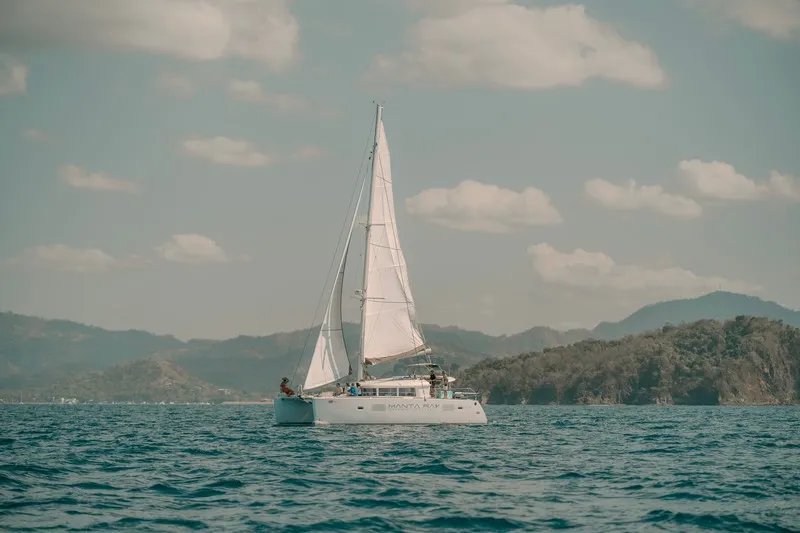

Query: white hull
[[274, 395, 487, 425]]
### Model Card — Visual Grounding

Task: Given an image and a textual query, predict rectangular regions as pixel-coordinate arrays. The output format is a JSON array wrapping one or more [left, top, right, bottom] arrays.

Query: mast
[[358, 103, 382, 382]]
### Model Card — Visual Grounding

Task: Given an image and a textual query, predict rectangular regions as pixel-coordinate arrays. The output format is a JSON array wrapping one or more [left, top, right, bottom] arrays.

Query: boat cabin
[[358, 379, 430, 398], [353, 363, 477, 400]]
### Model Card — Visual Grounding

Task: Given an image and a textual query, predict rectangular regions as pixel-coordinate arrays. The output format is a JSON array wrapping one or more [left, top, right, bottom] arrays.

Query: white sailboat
[[274, 104, 487, 425]]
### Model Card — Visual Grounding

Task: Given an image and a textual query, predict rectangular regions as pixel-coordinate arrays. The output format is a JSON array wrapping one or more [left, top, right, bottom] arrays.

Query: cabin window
[[398, 387, 415, 397], [361, 388, 377, 397], [378, 388, 397, 397]]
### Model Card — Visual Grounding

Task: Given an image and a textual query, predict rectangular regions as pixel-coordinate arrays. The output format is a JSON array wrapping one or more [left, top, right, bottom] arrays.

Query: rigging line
[[290, 114, 375, 386]]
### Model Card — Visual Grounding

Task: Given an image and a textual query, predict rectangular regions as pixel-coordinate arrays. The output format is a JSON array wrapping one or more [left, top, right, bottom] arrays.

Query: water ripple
[[0, 405, 798, 532]]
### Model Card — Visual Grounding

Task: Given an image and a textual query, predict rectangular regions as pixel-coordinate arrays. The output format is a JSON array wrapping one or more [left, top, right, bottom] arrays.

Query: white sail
[[303, 181, 365, 390], [361, 115, 429, 365]]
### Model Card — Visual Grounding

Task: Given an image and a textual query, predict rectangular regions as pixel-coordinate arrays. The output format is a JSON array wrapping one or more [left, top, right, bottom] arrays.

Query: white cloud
[[368, 1, 666, 89], [21, 128, 49, 142], [528, 243, 759, 294], [585, 178, 703, 219], [406, 180, 562, 233], [0, 0, 299, 71], [157, 71, 196, 95], [678, 159, 800, 202], [4, 245, 148, 273], [698, 0, 800, 40], [3, 235, 244, 273], [766, 171, 800, 200], [58, 164, 138, 193], [290, 146, 324, 161], [227, 79, 309, 112], [0, 55, 27, 97], [155, 234, 233, 264], [181, 136, 272, 167]]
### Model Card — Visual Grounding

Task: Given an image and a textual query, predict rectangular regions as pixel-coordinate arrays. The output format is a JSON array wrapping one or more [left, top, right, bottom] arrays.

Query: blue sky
[[0, 0, 798, 339]]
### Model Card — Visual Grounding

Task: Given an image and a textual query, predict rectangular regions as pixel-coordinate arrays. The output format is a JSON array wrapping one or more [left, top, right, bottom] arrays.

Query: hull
[[274, 396, 487, 425], [274, 396, 315, 424]]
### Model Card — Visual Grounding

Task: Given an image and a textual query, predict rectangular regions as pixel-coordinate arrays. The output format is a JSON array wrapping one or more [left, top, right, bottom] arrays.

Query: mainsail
[[302, 181, 365, 390], [361, 111, 430, 365]]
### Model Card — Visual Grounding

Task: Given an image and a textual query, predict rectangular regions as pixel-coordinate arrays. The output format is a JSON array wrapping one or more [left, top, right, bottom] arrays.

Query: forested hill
[[459, 317, 800, 406], [0, 312, 586, 392]]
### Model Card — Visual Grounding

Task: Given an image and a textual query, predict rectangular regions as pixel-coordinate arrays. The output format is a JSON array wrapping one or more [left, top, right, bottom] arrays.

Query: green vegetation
[[3, 291, 799, 403], [4, 358, 246, 403], [0, 312, 182, 389], [0, 313, 586, 394], [460, 317, 800, 405]]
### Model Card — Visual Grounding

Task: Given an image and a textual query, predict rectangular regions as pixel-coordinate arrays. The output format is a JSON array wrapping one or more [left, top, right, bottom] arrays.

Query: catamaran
[[274, 104, 487, 425]]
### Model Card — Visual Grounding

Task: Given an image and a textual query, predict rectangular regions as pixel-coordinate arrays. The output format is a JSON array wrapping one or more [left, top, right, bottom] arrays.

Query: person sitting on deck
[[335, 383, 343, 395], [280, 377, 295, 397], [349, 383, 359, 396]]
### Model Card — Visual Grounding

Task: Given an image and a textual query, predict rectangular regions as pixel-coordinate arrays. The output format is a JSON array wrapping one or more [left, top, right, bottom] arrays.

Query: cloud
[[3, 235, 245, 272], [766, 171, 800, 200], [58, 164, 138, 193], [528, 243, 759, 294], [0, 55, 27, 97], [155, 234, 236, 264], [585, 178, 703, 219], [181, 136, 272, 167], [406, 180, 563, 233], [289, 146, 325, 161], [3, 245, 148, 273], [697, 0, 800, 40], [0, 0, 299, 71], [227, 79, 310, 112], [368, 1, 666, 89], [157, 71, 196, 95], [21, 128, 49, 143], [678, 159, 800, 202]]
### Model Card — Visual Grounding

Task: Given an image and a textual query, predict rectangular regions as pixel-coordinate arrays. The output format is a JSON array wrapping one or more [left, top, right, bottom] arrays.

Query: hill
[[460, 316, 800, 405], [0, 312, 587, 394], [5, 358, 238, 403], [0, 312, 183, 389], [592, 292, 800, 340], [3, 291, 797, 395]]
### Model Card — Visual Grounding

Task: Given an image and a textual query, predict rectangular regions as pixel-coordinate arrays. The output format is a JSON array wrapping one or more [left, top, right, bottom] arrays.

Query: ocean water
[[1, 406, 798, 532]]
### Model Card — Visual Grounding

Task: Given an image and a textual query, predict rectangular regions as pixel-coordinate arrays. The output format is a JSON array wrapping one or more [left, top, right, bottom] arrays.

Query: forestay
[[361, 117, 429, 365]]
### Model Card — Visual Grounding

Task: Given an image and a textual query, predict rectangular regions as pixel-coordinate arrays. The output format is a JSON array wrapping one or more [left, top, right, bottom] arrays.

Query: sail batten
[[360, 112, 428, 366]]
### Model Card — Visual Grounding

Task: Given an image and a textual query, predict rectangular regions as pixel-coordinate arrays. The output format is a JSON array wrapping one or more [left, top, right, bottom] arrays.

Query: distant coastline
[[0, 400, 275, 406], [2, 292, 799, 406]]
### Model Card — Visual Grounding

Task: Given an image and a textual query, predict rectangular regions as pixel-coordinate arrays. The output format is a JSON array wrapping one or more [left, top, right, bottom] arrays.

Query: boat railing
[[450, 387, 480, 399], [430, 385, 480, 400]]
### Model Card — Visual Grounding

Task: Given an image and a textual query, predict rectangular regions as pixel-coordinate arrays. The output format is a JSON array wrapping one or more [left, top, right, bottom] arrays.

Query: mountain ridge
[[593, 291, 800, 339], [2, 290, 798, 395]]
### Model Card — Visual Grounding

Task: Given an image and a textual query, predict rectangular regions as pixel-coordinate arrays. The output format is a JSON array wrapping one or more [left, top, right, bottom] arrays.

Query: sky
[[0, 0, 799, 340]]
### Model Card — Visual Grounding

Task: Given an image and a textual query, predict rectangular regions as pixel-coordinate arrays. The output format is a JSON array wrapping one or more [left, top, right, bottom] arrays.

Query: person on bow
[[280, 377, 296, 397]]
